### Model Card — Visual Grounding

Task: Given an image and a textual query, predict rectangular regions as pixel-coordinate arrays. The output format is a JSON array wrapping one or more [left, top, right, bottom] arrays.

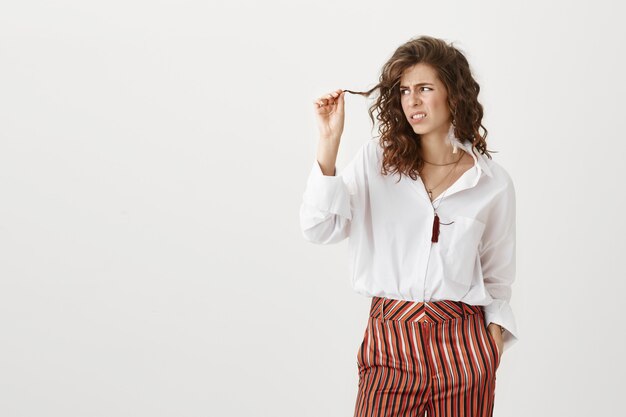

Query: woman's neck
[[420, 135, 458, 164]]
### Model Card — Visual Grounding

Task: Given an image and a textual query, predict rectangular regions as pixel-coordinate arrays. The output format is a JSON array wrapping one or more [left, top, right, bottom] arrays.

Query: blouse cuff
[[301, 159, 352, 220]]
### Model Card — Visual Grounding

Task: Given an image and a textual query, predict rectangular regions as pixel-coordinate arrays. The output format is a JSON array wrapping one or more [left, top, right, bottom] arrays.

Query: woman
[[300, 35, 519, 417]]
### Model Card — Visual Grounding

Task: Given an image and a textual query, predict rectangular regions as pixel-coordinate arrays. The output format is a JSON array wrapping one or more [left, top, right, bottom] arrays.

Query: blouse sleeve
[[479, 172, 520, 353], [299, 141, 368, 244]]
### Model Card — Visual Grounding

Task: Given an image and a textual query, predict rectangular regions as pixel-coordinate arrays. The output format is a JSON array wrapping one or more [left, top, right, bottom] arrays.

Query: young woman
[[300, 35, 519, 417]]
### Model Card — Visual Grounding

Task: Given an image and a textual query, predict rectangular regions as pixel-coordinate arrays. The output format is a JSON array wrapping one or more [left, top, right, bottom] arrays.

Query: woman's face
[[399, 63, 452, 139]]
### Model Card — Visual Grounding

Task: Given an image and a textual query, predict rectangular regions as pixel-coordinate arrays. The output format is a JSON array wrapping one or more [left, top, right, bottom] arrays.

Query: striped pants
[[354, 296, 500, 417]]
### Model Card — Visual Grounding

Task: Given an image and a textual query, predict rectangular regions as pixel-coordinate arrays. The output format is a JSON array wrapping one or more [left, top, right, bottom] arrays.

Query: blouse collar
[[452, 136, 494, 179]]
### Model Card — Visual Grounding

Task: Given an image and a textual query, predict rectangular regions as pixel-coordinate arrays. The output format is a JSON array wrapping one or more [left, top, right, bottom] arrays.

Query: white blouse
[[299, 136, 519, 353]]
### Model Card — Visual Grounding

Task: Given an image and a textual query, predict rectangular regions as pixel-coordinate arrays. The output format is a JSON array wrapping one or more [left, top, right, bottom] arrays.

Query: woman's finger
[[336, 90, 345, 111], [313, 89, 343, 107]]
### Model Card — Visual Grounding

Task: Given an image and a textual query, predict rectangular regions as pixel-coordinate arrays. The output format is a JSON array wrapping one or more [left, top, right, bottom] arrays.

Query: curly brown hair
[[344, 35, 495, 182]]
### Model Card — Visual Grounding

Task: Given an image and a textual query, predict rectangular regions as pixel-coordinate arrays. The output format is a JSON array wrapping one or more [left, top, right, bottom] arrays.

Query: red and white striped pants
[[354, 296, 500, 417]]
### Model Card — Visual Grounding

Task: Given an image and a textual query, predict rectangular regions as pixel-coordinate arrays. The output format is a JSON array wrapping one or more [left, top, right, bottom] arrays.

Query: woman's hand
[[312, 89, 345, 141], [487, 323, 504, 368]]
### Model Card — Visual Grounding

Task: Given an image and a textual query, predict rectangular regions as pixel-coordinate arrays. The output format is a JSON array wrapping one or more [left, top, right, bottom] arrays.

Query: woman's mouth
[[410, 113, 427, 124]]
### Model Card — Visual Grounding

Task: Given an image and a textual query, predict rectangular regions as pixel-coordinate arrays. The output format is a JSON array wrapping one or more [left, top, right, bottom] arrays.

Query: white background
[[1, 0, 624, 416]]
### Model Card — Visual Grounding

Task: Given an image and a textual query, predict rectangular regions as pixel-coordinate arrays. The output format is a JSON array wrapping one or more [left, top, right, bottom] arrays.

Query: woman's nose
[[408, 91, 422, 106]]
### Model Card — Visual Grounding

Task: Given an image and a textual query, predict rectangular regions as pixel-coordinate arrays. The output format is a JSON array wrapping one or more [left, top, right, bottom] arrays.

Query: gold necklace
[[422, 156, 461, 166], [418, 152, 464, 242], [419, 152, 464, 201]]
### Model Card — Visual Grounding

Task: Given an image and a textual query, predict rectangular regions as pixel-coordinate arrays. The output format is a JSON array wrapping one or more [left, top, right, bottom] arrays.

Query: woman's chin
[[412, 127, 430, 136]]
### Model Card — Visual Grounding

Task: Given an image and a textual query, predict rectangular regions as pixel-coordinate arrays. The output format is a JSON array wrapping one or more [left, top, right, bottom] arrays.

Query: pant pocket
[[486, 326, 501, 369], [356, 317, 372, 372]]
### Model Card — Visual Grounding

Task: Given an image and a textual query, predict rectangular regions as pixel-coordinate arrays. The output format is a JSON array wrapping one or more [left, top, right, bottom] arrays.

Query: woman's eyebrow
[[399, 82, 434, 88]]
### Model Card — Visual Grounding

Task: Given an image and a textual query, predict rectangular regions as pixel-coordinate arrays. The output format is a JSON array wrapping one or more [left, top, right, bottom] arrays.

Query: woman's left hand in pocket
[[487, 323, 503, 368]]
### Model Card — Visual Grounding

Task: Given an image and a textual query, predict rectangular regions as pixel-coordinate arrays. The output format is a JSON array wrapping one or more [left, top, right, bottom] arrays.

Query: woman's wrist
[[488, 322, 505, 334]]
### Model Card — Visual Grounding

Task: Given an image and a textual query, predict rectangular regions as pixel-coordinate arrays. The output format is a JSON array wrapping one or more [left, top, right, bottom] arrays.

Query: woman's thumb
[[337, 91, 345, 112]]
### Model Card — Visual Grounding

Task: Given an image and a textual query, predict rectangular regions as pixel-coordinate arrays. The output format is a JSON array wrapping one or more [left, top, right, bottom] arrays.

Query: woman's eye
[[400, 87, 432, 95]]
